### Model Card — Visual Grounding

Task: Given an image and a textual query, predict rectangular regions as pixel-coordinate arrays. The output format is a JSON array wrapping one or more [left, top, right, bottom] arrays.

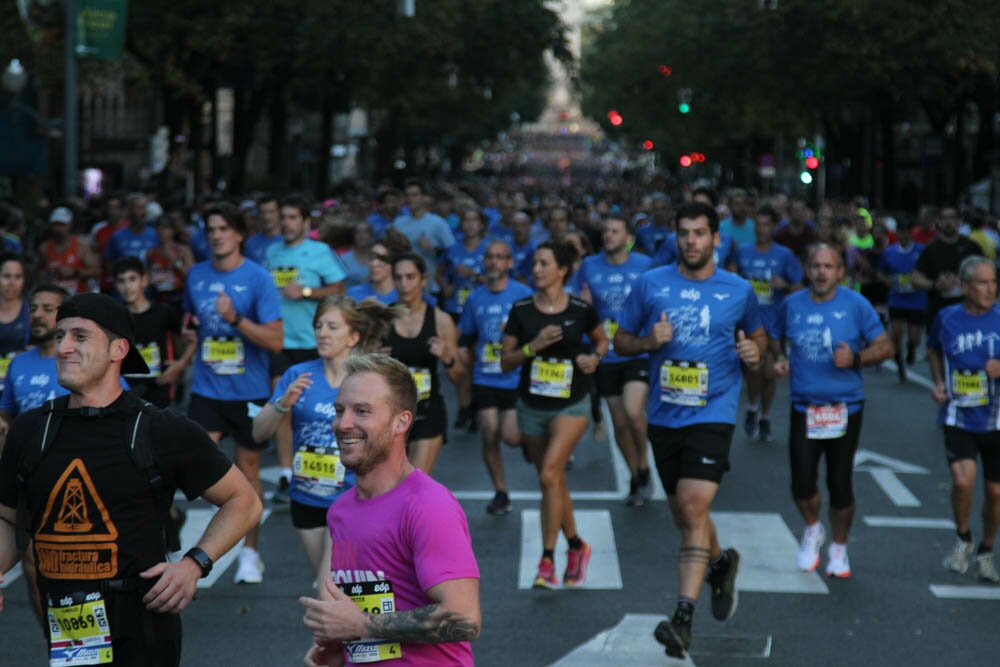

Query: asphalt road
[[3, 360, 999, 666]]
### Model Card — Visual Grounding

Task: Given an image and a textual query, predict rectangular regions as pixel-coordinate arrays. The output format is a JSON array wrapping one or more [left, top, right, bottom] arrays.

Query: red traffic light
[[642, 140, 654, 151], [658, 64, 672, 77], [692, 152, 706, 163], [607, 110, 623, 127], [805, 156, 819, 170], [679, 155, 693, 167]]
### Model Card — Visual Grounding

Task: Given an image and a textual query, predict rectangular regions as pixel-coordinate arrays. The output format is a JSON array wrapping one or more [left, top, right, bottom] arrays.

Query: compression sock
[[567, 535, 583, 550], [977, 542, 992, 555], [958, 529, 973, 543], [542, 549, 555, 561]]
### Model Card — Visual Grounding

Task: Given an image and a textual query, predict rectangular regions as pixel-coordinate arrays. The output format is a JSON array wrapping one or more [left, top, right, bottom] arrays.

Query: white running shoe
[[825, 543, 851, 578], [234, 547, 264, 584], [796, 523, 825, 572], [974, 552, 1000, 583], [943, 538, 975, 574]]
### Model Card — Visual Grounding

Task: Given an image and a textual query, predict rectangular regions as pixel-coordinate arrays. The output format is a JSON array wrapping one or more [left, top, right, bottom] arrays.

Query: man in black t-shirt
[[913, 207, 982, 331], [113, 257, 194, 408], [0, 293, 261, 666]]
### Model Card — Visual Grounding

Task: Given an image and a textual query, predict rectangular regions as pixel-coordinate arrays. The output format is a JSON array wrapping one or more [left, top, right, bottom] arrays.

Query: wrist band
[[523, 343, 535, 358], [274, 401, 290, 414], [231, 314, 243, 327], [852, 352, 863, 370]]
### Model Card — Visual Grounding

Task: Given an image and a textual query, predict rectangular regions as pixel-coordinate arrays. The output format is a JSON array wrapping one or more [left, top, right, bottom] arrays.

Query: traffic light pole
[[64, 0, 78, 198]]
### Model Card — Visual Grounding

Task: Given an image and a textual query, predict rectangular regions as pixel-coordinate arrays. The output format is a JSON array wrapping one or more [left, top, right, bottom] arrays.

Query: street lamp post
[[64, 0, 78, 198]]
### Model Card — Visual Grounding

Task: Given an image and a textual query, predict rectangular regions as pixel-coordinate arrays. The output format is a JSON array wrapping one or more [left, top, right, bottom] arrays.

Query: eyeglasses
[[484, 254, 512, 260], [371, 253, 392, 263]]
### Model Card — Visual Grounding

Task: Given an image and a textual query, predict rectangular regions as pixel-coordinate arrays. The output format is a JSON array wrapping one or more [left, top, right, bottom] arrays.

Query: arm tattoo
[[366, 603, 478, 643]]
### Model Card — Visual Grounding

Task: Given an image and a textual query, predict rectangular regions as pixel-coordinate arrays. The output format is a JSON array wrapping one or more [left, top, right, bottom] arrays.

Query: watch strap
[[184, 547, 213, 578]]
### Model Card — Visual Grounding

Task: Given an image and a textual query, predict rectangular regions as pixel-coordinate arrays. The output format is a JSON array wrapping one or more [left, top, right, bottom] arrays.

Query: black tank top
[[385, 304, 439, 404]]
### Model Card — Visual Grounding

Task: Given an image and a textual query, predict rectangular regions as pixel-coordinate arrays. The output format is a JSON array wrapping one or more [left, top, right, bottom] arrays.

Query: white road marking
[[712, 512, 829, 594], [549, 613, 774, 665], [549, 614, 697, 666], [518, 509, 622, 590], [930, 585, 1000, 600], [169, 508, 272, 588], [863, 516, 955, 529], [883, 359, 935, 391], [854, 449, 930, 474], [601, 402, 666, 500], [866, 469, 921, 507], [0, 563, 22, 588]]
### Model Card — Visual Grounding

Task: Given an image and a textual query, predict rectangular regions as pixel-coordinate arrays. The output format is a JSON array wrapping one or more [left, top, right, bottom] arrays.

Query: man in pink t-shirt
[[300, 354, 481, 666]]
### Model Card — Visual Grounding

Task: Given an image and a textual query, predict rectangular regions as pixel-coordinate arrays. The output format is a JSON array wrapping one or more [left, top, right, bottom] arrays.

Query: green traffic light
[[678, 103, 691, 114]]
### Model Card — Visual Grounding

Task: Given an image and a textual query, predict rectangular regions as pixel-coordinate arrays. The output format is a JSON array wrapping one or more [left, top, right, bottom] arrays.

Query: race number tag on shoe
[[202, 336, 246, 375], [806, 404, 848, 439], [659, 360, 709, 407], [951, 370, 989, 407], [47, 592, 113, 666], [408, 367, 432, 402], [750, 278, 774, 305], [293, 445, 346, 498], [529, 358, 573, 398], [339, 580, 402, 663], [480, 343, 502, 374], [271, 266, 299, 289]]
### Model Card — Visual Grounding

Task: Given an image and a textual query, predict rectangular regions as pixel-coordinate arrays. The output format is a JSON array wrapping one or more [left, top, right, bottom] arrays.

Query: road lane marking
[[518, 509, 622, 590], [930, 585, 1000, 600], [549, 614, 697, 666], [601, 403, 666, 500], [170, 508, 272, 588], [0, 563, 22, 588], [854, 449, 930, 474], [712, 512, 829, 594], [866, 469, 921, 507], [883, 359, 935, 391], [863, 516, 955, 529]]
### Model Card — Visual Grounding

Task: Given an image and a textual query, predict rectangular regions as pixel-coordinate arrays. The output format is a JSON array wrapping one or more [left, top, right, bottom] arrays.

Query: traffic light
[[679, 155, 692, 167], [677, 88, 692, 114], [642, 140, 654, 151], [800, 171, 813, 184], [658, 64, 672, 77], [607, 110, 623, 127], [692, 152, 706, 163], [805, 156, 819, 170]]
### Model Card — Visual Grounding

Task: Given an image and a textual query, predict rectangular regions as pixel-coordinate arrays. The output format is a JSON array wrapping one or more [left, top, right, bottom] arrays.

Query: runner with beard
[[615, 201, 765, 659]]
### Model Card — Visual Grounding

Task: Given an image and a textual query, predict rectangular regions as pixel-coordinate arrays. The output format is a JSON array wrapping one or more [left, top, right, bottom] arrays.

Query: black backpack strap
[[127, 400, 175, 550], [14, 396, 71, 550]]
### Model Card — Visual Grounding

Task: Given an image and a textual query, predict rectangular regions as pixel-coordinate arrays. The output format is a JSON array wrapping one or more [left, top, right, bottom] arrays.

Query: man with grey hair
[[300, 353, 482, 666], [926, 255, 1000, 583]]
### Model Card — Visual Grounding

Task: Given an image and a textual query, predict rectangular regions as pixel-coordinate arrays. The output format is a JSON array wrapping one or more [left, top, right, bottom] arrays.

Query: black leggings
[[789, 406, 864, 509]]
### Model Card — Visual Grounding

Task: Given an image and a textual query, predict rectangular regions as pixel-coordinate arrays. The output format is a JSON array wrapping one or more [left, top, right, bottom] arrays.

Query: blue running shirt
[[878, 243, 927, 311], [270, 359, 354, 507], [618, 265, 762, 428], [441, 239, 489, 315], [347, 282, 398, 305], [266, 239, 347, 349], [735, 243, 804, 332], [771, 287, 885, 412], [183, 259, 283, 400], [458, 281, 534, 389], [928, 303, 1000, 432], [578, 251, 653, 363]]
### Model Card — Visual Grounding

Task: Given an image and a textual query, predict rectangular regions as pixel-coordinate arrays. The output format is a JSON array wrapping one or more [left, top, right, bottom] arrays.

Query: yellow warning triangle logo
[[35, 458, 119, 544]]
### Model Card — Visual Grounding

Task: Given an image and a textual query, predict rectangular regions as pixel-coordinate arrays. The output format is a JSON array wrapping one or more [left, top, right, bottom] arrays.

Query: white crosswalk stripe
[[518, 509, 623, 590], [0, 563, 22, 588], [169, 508, 272, 588]]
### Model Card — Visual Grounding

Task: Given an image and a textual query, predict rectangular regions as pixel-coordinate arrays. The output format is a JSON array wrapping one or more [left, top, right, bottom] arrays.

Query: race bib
[[480, 342, 502, 374], [806, 404, 848, 439], [529, 358, 573, 398], [659, 361, 709, 406], [137, 342, 162, 377], [150, 266, 177, 292], [951, 370, 989, 408], [47, 592, 113, 666], [0, 352, 16, 382], [340, 580, 402, 663], [271, 266, 299, 289], [201, 336, 245, 375], [750, 278, 773, 305], [293, 445, 346, 498], [409, 367, 432, 402], [457, 288, 471, 307], [602, 319, 618, 352], [895, 273, 914, 293]]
